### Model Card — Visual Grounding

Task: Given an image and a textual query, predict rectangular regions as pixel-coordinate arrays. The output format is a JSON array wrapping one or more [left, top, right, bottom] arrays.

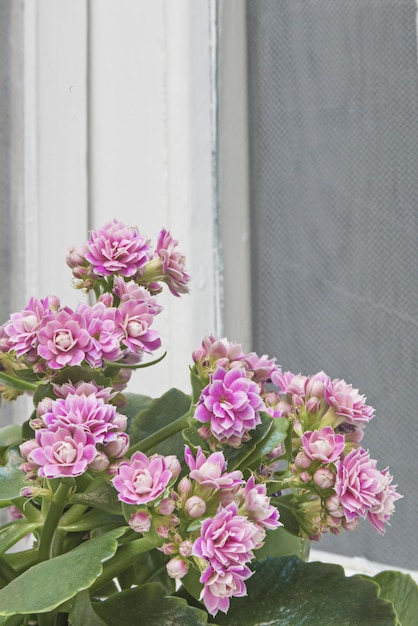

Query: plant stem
[[128, 412, 192, 455], [90, 536, 158, 593], [38, 479, 73, 562]]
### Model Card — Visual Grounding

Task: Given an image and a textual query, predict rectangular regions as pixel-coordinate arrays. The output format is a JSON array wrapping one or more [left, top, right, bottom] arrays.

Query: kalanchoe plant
[[0, 220, 415, 626]]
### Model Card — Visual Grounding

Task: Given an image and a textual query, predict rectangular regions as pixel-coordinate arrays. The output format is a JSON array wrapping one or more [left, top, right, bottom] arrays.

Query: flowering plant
[[0, 220, 415, 625]]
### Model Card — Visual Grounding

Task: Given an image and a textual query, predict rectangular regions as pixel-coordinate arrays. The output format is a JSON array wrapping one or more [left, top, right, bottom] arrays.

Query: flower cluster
[[191, 339, 402, 539], [0, 221, 402, 623], [1, 221, 190, 387], [20, 382, 128, 480], [112, 445, 280, 616]]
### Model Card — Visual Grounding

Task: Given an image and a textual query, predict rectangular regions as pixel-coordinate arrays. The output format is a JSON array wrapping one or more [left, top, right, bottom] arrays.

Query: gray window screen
[[247, 0, 418, 570]]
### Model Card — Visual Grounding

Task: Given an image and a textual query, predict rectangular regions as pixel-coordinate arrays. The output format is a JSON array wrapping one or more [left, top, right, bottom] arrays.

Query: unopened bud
[[89, 451, 110, 472], [157, 498, 176, 515], [166, 557, 188, 579], [179, 540, 193, 557], [313, 467, 335, 489], [294, 451, 311, 469], [185, 496, 206, 518], [129, 511, 152, 533]]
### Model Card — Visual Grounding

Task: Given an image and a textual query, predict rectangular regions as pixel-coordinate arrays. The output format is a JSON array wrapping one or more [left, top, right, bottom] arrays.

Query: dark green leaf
[[69, 481, 122, 516], [211, 557, 398, 625], [119, 392, 153, 433], [69, 590, 107, 626], [0, 615, 27, 626], [0, 530, 123, 615], [370, 570, 418, 626], [118, 548, 174, 595], [60, 508, 124, 533], [93, 583, 209, 626], [129, 388, 191, 457]]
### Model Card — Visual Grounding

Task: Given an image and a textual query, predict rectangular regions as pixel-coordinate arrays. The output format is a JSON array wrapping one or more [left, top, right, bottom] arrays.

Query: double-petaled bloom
[[194, 366, 265, 446]]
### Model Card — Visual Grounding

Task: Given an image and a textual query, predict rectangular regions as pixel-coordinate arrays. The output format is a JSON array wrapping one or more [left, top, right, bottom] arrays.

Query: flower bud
[[299, 471, 311, 484], [129, 511, 152, 533], [326, 495, 344, 518], [185, 496, 206, 518], [103, 432, 130, 459], [305, 397, 320, 413], [313, 467, 335, 489], [179, 540, 193, 557], [89, 451, 110, 473], [294, 451, 311, 469], [166, 557, 188, 579], [159, 542, 177, 555], [343, 518, 359, 532], [177, 477, 192, 498], [164, 455, 181, 479], [157, 498, 176, 515]]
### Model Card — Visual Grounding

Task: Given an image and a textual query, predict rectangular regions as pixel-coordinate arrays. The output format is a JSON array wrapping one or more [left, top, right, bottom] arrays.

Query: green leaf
[[118, 548, 174, 595], [69, 590, 107, 626], [69, 481, 122, 515], [0, 455, 26, 503], [0, 521, 39, 556], [129, 388, 191, 456], [370, 570, 418, 626], [211, 557, 399, 625], [93, 583, 209, 626], [60, 508, 124, 533], [0, 371, 38, 393], [0, 615, 27, 626], [119, 392, 153, 433], [0, 425, 22, 451], [0, 530, 122, 615], [254, 527, 310, 562]]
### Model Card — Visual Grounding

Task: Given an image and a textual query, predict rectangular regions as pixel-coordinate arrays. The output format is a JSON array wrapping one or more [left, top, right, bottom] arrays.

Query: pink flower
[[5, 296, 59, 358], [326, 378, 374, 424], [52, 381, 117, 402], [301, 427, 345, 463], [155, 229, 191, 296], [272, 370, 307, 398], [199, 564, 251, 616], [241, 352, 281, 384], [184, 446, 243, 490], [113, 277, 162, 315], [194, 367, 265, 446], [335, 448, 387, 521], [28, 426, 97, 478], [112, 451, 173, 505], [115, 298, 161, 355], [239, 476, 281, 530], [192, 336, 245, 368], [85, 219, 150, 278], [37, 308, 92, 369], [193, 503, 262, 572], [41, 393, 122, 444], [367, 469, 402, 534], [77, 302, 123, 366]]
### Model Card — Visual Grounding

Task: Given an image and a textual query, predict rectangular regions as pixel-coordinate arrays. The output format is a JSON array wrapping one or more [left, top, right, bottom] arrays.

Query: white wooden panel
[[89, 0, 218, 396], [36, 0, 89, 308]]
